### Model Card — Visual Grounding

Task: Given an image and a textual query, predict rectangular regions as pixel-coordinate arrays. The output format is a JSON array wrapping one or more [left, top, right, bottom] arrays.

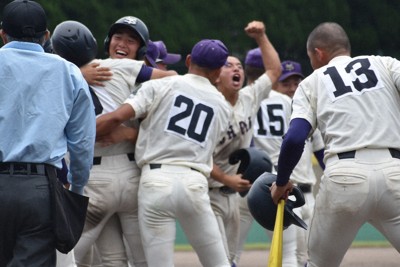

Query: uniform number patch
[[254, 103, 287, 138], [323, 58, 383, 101], [166, 94, 215, 147]]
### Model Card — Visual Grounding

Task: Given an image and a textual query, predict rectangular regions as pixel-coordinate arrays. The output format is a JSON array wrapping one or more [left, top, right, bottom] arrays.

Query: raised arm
[[245, 21, 281, 84]]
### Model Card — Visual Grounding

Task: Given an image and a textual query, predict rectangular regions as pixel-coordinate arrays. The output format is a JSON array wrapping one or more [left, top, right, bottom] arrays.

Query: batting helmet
[[103, 16, 149, 60], [247, 172, 307, 231], [51, 20, 97, 68], [229, 147, 273, 197]]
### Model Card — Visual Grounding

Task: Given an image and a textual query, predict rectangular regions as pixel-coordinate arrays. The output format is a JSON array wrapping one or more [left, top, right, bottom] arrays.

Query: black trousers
[[0, 174, 56, 266]]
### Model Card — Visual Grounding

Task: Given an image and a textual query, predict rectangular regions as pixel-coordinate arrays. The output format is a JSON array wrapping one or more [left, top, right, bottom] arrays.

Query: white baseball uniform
[[292, 55, 400, 267], [236, 90, 298, 266], [126, 74, 233, 267], [74, 58, 147, 267], [209, 73, 272, 264], [236, 89, 324, 266]]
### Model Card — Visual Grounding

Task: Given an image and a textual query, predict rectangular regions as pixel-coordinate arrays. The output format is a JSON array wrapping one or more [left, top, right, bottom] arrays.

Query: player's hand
[[225, 174, 251, 192], [96, 125, 138, 146], [81, 62, 112, 87], [270, 180, 294, 205], [244, 21, 266, 40]]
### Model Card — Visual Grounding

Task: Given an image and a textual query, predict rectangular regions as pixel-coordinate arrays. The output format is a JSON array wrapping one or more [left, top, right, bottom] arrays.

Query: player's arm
[[136, 64, 177, 83], [271, 118, 311, 204], [96, 103, 135, 137], [150, 68, 178, 79], [80, 62, 112, 87], [245, 20, 281, 85], [96, 125, 138, 146], [210, 163, 251, 192]]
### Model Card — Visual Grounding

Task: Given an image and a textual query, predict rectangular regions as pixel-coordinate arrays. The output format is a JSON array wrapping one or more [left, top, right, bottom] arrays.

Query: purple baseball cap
[[279, 60, 304, 81], [245, 48, 264, 69], [145, 40, 160, 68], [153, 40, 182, 65], [1, 0, 47, 38], [191, 39, 229, 69]]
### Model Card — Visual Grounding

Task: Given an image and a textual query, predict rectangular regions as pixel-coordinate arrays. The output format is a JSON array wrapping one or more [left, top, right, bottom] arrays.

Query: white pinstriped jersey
[[91, 58, 144, 157], [292, 55, 400, 160], [253, 90, 325, 184], [209, 74, 272, 188], [125, 74, 233, 176]]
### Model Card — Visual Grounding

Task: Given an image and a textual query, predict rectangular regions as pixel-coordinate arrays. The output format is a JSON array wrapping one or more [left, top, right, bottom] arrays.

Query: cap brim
[[279, 72, 304, 82], [162, 53, 182, 65]]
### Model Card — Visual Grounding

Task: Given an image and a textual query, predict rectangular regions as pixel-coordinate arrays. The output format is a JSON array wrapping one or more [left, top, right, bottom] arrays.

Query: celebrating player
[[96, 39, 233, 267], [73, 16, 176, 267], [209, 20, 281, 266], [271, 22, 400, 267]]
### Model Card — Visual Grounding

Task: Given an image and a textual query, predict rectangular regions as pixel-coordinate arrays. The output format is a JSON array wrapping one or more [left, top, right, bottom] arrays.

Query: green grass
[[175, 241, 391, 252]]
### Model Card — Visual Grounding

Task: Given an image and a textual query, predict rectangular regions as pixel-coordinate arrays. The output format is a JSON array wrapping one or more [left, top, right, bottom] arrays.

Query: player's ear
[[0, 29, 8, 44], [185, 55, 191, 68]]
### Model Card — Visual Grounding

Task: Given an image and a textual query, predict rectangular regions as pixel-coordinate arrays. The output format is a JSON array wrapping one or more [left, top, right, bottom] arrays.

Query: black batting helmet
[[104, 16, 149, 59], [229, 147, 273, 197], [247, 172, 307, 231], [51, 20, 97, 68]]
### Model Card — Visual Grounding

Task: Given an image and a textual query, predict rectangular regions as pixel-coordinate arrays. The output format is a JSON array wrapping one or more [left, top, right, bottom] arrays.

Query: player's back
[[294, 55, 400, 157], [133, 74, 233, 175], [253, 90, 292, 165]]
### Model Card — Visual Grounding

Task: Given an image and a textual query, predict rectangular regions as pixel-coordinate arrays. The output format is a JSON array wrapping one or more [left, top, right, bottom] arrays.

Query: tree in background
[[1, 0, 399, 75]]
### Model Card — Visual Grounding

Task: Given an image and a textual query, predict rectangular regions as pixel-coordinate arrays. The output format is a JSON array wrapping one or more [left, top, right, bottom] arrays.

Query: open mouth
[[115, 50, 128, 56], [233, 74, 241, 82]]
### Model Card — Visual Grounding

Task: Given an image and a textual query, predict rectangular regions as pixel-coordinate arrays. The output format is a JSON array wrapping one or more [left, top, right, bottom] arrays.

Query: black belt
[[93, 153, 135, 165], [0, 162, 51, 175], [297, 183, 312, 193], [337, 148, 400, 160], [149, 163, 200, 173], [209, 186, 236, 195]]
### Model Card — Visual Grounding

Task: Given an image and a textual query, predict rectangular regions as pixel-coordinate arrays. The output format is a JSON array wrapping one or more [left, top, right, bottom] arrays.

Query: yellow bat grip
[[268, 199, 285, 267]]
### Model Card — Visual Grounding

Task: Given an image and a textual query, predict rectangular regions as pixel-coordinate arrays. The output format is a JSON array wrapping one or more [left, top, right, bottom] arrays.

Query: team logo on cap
[[284, 62, 295, 71], [122, 16, 138, 25]]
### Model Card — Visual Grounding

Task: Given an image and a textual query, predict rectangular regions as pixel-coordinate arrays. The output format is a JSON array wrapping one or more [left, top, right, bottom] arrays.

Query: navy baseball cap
[[154, 40, 181, 65], [245, 48, 263, 69], [1, 0, 47, 38], [145, 40, 160, 68], [191, 39, 229, 69], [279, 60, 304, 81]]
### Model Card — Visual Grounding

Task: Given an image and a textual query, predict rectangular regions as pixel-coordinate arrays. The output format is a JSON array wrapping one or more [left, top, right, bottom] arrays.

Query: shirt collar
[[3, 41, 45, 53]]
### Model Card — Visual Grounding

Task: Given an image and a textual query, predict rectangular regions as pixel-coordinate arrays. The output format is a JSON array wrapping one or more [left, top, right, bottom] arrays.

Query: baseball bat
[[268, 199, 285, 267]]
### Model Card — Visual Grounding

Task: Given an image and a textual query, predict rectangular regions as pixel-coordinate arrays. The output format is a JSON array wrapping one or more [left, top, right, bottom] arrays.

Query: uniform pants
[[308, 148, 400, 267], [139, 164, 230, 267], [208, 189, 240, 264], [74, 154, 146, 267], [295, 191, 314, 267], [0, 174, 56, 267], [57, 251, 77, 267], [236, 194, 297, 267]]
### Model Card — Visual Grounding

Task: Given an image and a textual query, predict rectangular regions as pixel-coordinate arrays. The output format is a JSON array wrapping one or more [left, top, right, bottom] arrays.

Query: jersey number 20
[[167, 95, 214, 144]]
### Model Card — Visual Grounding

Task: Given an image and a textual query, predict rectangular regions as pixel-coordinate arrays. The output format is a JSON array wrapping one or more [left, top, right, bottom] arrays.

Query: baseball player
[[274, 62, 325, 267], [96, 39, 233, 267], [73, 16, 176, 267], [208, 21, 281, 266], [234, 50, 297, 266], [271, 22, 400, 267], [153, 40, 182, 70], [253, 59, 325, 267]]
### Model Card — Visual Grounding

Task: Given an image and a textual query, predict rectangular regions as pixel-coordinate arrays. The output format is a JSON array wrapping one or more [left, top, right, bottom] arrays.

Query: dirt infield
[[175, 247, 399, 267]]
